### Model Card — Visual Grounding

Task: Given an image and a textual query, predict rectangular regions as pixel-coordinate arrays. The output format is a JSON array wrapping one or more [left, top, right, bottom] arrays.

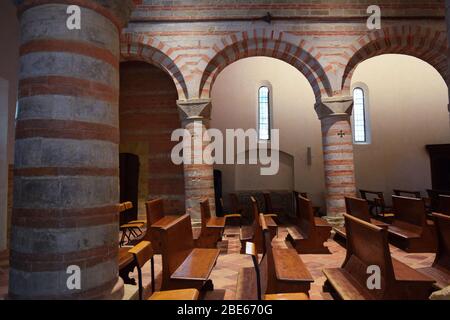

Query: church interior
[[0, 0, 450, 301]]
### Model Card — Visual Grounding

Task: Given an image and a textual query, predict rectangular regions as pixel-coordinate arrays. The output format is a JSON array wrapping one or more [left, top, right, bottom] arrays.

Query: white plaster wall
[[211, 54, 449, 208], [211, 57, 325, 206], [351, 54, 450, 205]]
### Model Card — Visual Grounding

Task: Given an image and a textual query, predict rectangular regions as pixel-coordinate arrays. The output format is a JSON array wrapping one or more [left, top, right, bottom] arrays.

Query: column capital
[[14, 0, 134, 29], [176, 99, 212, 124], [314, 96, 354, 120]]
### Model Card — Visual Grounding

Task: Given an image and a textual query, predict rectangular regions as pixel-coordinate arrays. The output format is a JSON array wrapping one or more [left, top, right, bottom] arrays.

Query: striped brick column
[[315, 96, 356, 219], [9, 0, 133, 300], [177, 99, 216, 223]]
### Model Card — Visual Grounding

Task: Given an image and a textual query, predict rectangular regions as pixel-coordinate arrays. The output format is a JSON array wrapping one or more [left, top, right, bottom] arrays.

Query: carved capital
[[14, 0, 134, 28], [176, 99, 212, 124], [315, 96, 354, 120]]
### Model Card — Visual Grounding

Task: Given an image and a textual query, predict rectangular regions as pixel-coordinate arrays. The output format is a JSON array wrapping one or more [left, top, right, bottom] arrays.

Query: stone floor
[[0, 226, 435, 300]]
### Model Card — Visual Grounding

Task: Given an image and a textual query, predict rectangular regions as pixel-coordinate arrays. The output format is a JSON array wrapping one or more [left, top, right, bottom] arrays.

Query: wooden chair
[[119, 202, 145, 247], [286, 195, 331, 254], [387, 196, 437, 253], [236, 215, 312, 300], [418, 213, 450, 290], [159, 214, 220, 292], [393, 189, 422, 199], [334, 197, 389, 240], [220, 194, 242, 226], [438, 195, 450, 216], [359, 189, 394, 220], [128, 241, 199, 300], [194, 198, 226, 248], [240, 197, 277, 254], [323, 213, 435, 300], [263, 192, 279, 220]]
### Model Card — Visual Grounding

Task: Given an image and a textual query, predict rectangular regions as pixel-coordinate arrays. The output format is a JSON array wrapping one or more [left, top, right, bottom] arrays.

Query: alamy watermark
[[171, 122, 280, 176]]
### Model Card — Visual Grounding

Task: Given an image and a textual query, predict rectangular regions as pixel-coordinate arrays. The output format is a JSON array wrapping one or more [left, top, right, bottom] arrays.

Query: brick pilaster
[[9, 0, 133, 300]]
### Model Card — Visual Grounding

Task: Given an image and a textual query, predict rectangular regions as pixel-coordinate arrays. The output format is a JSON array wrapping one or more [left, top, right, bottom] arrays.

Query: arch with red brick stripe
[[199, 30, 333, 101], [120, 33, 189, 100], [341, 25, 448, 94]]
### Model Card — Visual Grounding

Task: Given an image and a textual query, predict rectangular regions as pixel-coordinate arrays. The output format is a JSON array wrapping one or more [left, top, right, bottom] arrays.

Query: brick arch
[[199, 30, 333, 101], [120, 33, 189, 100], [341, 25, 448, 94]]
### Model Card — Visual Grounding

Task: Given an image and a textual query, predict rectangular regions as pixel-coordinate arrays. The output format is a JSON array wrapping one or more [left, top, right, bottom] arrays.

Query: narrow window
[[258, 86, 270, 140], [353, 87, 367, 143]]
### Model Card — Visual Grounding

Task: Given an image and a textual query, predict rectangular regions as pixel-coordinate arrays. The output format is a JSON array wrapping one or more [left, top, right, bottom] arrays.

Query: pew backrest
[[296, 195, 315, 236], [160, 214, 195, 277], [230, 193, 242, 214], [393, 189, 421, 199], [432, 212, 450, 269], [359, 189, 386, 209], [345, 197, 371, 222], [392, 195, 427, 227], [200, 198, 212, 231], [146, 199, 165, 225], [343, 213, 395, 298]]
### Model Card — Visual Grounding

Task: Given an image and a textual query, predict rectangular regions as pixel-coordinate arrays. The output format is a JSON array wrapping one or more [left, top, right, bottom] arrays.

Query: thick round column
[[10, 0, 132, 299], [177, 100, 216, 223], [316, 96, 356, 218]]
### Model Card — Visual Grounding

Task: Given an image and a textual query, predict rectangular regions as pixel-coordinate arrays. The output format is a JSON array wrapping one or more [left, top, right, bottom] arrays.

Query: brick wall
[[119, 61, 185, 217]]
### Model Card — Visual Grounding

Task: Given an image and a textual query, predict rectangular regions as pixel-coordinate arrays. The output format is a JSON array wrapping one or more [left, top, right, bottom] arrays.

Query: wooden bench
[[439, 195, 450, 215], [119, 201, 145, 246], [323, 213, 435, 300], [387, 196, 437, 253], [236, 215, 312, 300], [220, 193, 243, 226], [263, 192, 280, 222], [418, 213, 450, 290], [159, 214, 220, 291], [394, 189, 422, 199], [286, 195, 331, 254], [194, 198, 226, 248], [334, 197, 389, 240], [128, 241, 200, 300], [240, 197, 277, 254], [427, 189, 450, 212], [141, 199, 181, 254], [359, 189, 394, 221]]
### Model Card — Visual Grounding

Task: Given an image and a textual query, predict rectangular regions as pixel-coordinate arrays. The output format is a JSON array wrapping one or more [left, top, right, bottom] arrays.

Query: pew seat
[[149, 289, 200, 300], [323, 268, 374, 300], [388, 222, 421, 240], [272, 248, 313, 291], [171, 248, 220, 281], [264, 293, 309, 300]]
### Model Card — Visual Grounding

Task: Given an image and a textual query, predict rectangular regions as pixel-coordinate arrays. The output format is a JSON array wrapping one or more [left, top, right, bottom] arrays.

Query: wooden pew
[[293, 191, 322, 217], [219, 195, 242, 226], [141, 199, 181, 254], [334, 197, 389, 240], [128, 241, 200, 300], [159, 214, 220, 291], [119, 201, 144, 246], [240, 197, 277, 254], [387, 196, 437, 253], [427, 189, 450, 212], [359, 189, 394, 221], [439, 195, 450, 216], [323, 213, 435, 300], [236, 215, 313, 300], [194, 199, 226, 248], [418, 213, 450, 290], [286, 195, 331, 254], [263, 192, 280, 221]]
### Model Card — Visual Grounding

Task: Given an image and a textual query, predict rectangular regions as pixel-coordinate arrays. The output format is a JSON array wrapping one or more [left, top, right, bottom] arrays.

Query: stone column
[[177, 99, 216, 223], [9, 0, 133, 299], [315, 96, 356, 222]]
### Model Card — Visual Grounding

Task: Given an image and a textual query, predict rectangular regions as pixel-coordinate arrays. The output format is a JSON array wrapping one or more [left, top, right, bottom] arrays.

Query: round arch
[[341, 25, 447, 94], [120, 33, 189, 100], [199, 29, 332, 101]]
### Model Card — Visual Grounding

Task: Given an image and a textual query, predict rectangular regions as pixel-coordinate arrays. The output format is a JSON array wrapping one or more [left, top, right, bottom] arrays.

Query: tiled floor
[[0, 226, 435, 300]]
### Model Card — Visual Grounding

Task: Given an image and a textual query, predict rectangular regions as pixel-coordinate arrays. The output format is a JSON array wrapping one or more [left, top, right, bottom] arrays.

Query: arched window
[[258, 86, 270, 140], [353, 87, 368, 143]]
